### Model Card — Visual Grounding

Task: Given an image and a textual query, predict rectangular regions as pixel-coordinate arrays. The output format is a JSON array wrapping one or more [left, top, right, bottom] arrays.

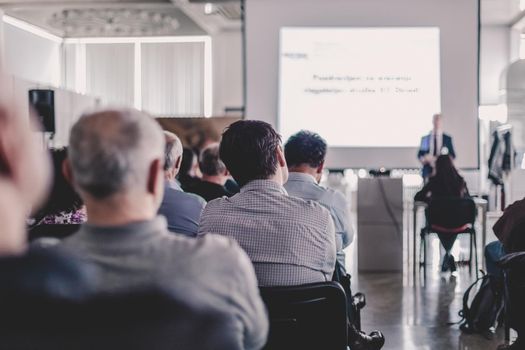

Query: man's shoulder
[[180, 190, 206, 206], [318, 186, 347, 209], [166, 186, 206, 206], [202, 195, 234, 212], [283, 191, 332, 219], [165, 232, 253, 274], [162, 230, 243, 256]]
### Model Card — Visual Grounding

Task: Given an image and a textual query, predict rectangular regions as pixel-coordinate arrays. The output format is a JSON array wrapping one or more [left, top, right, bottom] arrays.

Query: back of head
[[435, 155, 456, 177], [180, 148, 197, 177], [219, 120, 281, 187], [433, 155, 464, 196], [284, 130, 327, 168], [68, 109, 164, 200], [163, 131, 183, 172], [34, 148, 83, 221], [199, 144, 226, 176]]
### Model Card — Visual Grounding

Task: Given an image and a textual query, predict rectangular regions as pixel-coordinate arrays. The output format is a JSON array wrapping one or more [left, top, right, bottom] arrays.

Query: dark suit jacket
[[186, 181, 233, 202], [417, 133, 456, 178]]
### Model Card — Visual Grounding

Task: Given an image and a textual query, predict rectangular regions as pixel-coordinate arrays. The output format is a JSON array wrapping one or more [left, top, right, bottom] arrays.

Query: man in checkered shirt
[[198, 120, 336, 286], [198, 120, 385, 350]]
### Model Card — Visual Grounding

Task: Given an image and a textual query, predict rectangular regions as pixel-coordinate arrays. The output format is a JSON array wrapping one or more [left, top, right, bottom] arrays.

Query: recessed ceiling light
[[204, 3, 215, 15]]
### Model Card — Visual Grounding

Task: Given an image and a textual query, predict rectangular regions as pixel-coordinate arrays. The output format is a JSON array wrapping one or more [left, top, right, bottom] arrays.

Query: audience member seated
[[284, 130, 354, 276], [59, 109, 268, 350], [158, 131, 205, 237], [414, 155, 470, 272], [29, 148, 86, 244], [0, 92, 95, 299], [31, 148, 86, 226], [178, 147, 202, 191], [186, 143, 233, 201], [198, 120, 383, 350], [485, 198, 525, 279], [0, 288, 242, 350]]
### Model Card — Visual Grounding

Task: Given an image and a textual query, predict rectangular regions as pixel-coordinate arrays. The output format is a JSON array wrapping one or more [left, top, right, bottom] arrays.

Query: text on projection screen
[[279, 27, 441, 147]]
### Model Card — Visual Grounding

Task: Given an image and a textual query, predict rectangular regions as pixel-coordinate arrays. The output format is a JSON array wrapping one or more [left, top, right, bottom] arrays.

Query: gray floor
[[354, 269, 512, 350], [340, 197, 512, 349]]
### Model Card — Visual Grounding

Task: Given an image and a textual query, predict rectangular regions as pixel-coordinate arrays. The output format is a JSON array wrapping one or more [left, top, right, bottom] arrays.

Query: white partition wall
[[141, 42, 205, 116], [64, 36, 211, 117], [86, 43, 135, 107]]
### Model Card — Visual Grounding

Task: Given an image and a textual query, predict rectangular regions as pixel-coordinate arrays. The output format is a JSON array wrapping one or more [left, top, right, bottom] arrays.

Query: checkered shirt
[[198, 179, 336, 286]]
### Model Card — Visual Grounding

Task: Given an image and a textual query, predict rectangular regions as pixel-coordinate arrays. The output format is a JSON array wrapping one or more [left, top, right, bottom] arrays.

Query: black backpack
[[458, 272, 505, 339]]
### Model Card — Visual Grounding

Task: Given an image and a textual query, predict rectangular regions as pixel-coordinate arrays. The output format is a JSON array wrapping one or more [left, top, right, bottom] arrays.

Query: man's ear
[[147, 159, 163, 195], [62, 158, 75, 186], [316, 161, 325, 174], [276, 146, 287, 168], [174, 156, 182, 171]]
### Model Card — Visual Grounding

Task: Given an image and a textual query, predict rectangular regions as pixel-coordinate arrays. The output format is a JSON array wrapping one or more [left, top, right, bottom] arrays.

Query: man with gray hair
[[60, 109, 268, 350], [186, 143, 233, 201], [158, 131, 206, 237]]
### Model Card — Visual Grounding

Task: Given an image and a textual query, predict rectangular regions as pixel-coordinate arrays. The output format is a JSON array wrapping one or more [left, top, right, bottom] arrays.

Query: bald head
[[68, 109, 165, 199]]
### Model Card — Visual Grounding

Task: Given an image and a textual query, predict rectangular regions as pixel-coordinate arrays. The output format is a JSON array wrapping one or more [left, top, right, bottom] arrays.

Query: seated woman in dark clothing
[[414, 155, 470, 272]]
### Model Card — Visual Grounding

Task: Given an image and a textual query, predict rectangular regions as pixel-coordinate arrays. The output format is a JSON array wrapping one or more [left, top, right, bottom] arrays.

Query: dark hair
[[199, 144, 226, 176], [34, 148, 83, 221], [219, 120, 281, 187], [284, 130, 327, 168], [432, 155, 466, 196], [180, 148, 197, 176]]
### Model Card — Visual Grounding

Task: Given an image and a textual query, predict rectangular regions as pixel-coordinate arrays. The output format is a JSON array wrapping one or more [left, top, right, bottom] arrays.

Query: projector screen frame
[[242, 0, 481, 171]]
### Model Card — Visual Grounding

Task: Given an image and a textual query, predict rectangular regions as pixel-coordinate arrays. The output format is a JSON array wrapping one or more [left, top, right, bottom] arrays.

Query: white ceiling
[[0, 0, 522, 38], [0, 0, 241, 36]]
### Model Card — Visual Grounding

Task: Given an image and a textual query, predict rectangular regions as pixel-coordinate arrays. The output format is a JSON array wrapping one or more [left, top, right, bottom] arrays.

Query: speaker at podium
[[357, 177, 404, 272]]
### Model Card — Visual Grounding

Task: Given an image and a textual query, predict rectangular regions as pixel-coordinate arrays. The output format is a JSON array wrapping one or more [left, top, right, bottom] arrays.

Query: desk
[[412, 198, 488, 273]]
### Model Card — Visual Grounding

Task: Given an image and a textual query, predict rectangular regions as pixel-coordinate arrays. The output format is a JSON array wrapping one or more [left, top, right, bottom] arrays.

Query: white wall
[[245, 0, 480, 169], [3, 22, 61, 87], [3, 74, 98, 147], [212, 30, 243, 116], [480, 26, 510, 105]]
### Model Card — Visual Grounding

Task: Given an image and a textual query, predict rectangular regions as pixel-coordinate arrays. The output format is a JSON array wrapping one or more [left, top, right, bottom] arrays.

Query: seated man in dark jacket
[[186, 144, 233, 201]]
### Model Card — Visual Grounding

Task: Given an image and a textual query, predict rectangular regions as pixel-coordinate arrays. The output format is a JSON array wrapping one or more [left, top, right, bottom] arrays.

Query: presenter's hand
[[422, 154, 435, 165]]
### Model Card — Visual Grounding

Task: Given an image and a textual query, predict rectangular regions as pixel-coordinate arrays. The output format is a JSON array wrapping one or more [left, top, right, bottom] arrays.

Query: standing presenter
[[418, 113, 456, 179]]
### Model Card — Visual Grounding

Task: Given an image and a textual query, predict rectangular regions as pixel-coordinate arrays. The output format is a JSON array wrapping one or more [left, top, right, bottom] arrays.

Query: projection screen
[[245, 0, 480, 169]]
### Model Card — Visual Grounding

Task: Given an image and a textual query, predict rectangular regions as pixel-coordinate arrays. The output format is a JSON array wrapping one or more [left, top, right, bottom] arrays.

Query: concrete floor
[[354, 269, 512, 350]]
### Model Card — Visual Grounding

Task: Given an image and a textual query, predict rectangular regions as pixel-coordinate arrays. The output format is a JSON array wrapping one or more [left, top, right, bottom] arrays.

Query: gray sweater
[[60, 216, 268, 350]]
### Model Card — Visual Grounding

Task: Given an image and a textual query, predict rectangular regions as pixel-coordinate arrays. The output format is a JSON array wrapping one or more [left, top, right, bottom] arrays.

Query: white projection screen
[[279, 27, 441, 148], [245, 0, 480, 169]]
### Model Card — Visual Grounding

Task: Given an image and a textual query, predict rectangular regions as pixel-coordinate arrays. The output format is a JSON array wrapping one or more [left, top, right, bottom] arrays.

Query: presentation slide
[[279, 27, 441, 148]]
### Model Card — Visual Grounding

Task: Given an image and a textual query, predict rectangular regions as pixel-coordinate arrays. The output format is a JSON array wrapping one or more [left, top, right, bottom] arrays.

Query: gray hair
[[199, 143, 227, 176], [163, 131, 183, 171], [69, 109, 165, 199]]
